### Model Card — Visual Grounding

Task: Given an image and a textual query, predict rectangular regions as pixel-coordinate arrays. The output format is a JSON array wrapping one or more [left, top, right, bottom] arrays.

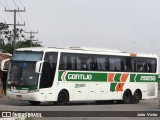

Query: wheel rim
[[59, 93, 66, 102], [124, 92, 130, 100], [134, 92, 140, 100]]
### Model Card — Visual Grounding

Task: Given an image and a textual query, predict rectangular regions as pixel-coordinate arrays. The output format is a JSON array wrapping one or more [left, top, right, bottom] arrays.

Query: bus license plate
[[16, 95, 22, 98]]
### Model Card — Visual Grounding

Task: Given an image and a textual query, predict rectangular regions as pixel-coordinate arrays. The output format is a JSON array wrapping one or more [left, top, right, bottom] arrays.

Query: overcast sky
[[1, 0, 160, 55]]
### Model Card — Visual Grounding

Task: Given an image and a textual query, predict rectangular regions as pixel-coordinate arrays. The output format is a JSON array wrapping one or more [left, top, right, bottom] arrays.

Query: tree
[[0, 22, 42, 53], [0, 23, 9, 45]]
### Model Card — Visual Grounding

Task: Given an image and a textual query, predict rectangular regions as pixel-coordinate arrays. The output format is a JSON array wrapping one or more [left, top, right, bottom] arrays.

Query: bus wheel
[[122, 90, 132, 104], [132, 90, 141, 104], [55, 90, 69, 105], [29, 101, 41, 105]]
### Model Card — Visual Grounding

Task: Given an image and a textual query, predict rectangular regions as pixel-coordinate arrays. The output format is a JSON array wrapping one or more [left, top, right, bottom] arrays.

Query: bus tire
[[55, 90, 69, 105], [122, 90, 132, 104], [132, 90, 142, 104], [29, 101, 41, 105]]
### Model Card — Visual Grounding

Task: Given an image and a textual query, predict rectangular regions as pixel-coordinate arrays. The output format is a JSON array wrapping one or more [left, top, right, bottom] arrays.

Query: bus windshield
[[8, 51, 43, 86], [12, 51, 42, 61]]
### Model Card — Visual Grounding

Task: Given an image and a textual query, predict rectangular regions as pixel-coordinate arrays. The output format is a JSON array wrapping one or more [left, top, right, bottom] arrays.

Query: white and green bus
[[7, 47, 158, 105]]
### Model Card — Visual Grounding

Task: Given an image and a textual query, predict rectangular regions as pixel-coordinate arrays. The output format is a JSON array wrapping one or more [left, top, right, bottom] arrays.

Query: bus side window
[[70, 56, 76, 70], [80, 57, 86, 70], [137, 63, 143, 72], [124, 57, 131, 72], [86, 58, 92, 70], [143, 62, 147, 72], [92, 58, 98, 70], [96, 57, 107, 71], [79, 54, 92, 70], [109, 57, 123, 71], [147, 59, 156, 72], [131, 59, 136, 72], [120, 59, 124, 71], [109, 58, 115, 71], [59, 55, 67, 70], [105, 58, 109, 71], [132, 58, 147, 72], [77, 56, 81, 70]]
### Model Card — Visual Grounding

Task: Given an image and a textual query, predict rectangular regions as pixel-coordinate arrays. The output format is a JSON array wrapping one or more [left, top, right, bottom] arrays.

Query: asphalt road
[[0, 90, 160, 120]]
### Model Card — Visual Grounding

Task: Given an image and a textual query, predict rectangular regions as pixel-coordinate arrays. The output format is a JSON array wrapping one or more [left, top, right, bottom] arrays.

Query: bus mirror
[[35, 61, 44, 74], [0, 59, 10, 71]]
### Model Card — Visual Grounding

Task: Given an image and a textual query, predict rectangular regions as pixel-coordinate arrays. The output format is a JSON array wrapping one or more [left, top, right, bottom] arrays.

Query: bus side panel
[[146, 83, 158, 99], [87, 83, 101, 100], [73, 82, 88, 101], [123, 83, 146, 98], [122, 82, 158, 100], [55, 82, 75, 101], [100, 82, 112, 100]]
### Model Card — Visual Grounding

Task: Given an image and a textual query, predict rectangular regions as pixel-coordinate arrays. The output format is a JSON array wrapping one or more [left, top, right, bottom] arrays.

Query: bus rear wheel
[[54, 90, 69, 105], [122, 90, 132, 104], [29, 101, 41, 105], [132, 90, 141, 104]]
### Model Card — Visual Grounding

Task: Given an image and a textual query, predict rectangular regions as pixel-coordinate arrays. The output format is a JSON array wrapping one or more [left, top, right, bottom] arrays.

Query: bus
[[7, 47, 159, 105]]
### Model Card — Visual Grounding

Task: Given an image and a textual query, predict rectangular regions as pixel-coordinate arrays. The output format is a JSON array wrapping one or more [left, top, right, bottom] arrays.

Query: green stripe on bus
[[110, 83, 117, 92], [114, 73, 121, 82], [130, 74, 136, 82], [58, 71, 107, 82], [130, 74, 158, 82], [58, 71, 158, 82]]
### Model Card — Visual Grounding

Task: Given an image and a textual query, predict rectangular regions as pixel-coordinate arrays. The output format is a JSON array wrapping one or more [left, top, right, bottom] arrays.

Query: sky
[[0, 0, 160, 55]]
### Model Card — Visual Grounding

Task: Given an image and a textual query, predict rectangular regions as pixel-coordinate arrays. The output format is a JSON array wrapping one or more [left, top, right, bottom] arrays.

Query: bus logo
[[61, 71, 93, 81], [61, 72, 67, 81]]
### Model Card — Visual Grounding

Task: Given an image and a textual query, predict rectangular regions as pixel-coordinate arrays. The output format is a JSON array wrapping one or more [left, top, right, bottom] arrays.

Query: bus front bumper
[[7, 91, 41, 101]]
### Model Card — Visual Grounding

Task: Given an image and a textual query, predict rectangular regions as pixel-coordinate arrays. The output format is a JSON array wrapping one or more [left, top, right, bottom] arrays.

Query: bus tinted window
[[124, 57, 132, 71], [147, 59, 156, 72], [59, 53, 157, 73], [131, 58, 147, 72], [131, 58, 156, 73], [93, 56, 109, 71], [78, 54, 92, 70], [59, 54, 76, 70], [59, 53, 93, 70], [109, 57, 124, 71]]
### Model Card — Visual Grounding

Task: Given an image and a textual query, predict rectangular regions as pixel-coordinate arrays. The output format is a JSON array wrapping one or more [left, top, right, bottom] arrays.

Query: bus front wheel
[[54, 90, 69, 105]]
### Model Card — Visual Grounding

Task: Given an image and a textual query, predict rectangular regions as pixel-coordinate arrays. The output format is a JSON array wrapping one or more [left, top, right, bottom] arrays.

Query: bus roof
[[15, 47, 158, 58]]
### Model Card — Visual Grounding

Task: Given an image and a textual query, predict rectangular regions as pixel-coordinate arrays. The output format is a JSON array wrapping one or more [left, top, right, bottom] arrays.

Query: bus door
[[39, 52, 58, 89]]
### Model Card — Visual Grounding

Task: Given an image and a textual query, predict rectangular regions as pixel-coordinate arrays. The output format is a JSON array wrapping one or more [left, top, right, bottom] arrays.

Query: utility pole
[[5, 7, 25, 52], [25, 31, 38, 47]]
